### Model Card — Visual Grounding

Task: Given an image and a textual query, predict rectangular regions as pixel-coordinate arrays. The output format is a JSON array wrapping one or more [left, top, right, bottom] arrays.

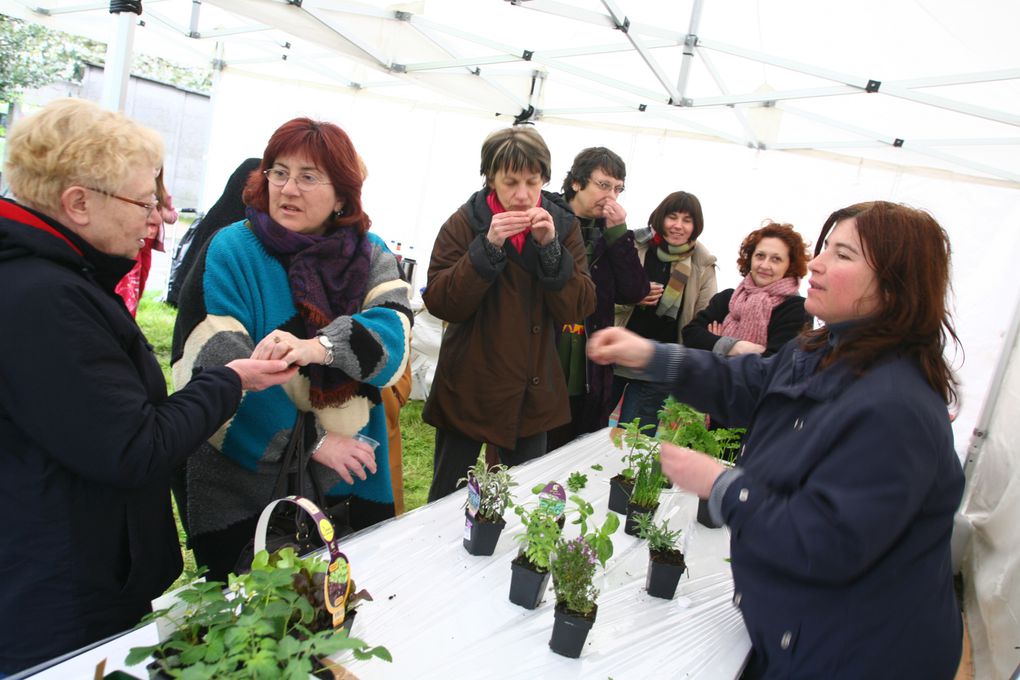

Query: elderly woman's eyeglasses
[[591, 179, 625, 195], [263, 167, 331, 192], [87, 187, 157, 217]]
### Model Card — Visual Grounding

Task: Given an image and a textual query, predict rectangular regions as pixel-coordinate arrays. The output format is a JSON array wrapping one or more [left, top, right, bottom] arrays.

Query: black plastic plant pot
[[463, 511, 506, 556], [548, 602, 597, 658], [608, 474, 633, 514], [509, 555, 551, 609], [342, 608, 357, 636], [646, 550, 687, 599], [624, 501, 658, 536], [696, 497, 722, 529], [146, 660, 173, 680]]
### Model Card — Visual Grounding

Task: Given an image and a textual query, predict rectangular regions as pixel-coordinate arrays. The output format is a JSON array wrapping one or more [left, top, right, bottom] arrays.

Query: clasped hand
[[251, 330, 327, 366], [706, 322, 765, 356], [487, 207, 555, 247], [311, 434, 379, 485]]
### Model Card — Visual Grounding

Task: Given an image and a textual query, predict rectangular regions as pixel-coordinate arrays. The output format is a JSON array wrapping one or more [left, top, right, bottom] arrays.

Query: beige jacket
[[614, 230, 717, 377]]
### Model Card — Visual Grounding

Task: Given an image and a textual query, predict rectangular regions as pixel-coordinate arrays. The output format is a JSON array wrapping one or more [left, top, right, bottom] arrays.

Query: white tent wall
[[961, 313, 1020, 678]]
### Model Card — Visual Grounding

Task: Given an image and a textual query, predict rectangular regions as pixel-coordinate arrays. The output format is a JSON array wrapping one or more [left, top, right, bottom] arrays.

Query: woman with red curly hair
[[683, 221, 810, 357], [172, 118, 412, 581]]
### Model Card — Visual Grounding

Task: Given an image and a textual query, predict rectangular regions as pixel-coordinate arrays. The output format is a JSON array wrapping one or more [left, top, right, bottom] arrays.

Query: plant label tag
[[464, 515, 474, 541], [538, 482, 566, 519], [325, 553, 352, 629], [466, 472, 481, 518]]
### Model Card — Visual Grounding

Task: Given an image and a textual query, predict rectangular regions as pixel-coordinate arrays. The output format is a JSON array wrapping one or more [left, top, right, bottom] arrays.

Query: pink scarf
[[721, 274, 800, 346], [486, 191, 538, 254]]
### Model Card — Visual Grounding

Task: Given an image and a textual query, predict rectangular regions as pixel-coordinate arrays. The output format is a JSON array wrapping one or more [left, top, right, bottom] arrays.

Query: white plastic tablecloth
[[23, 428, 750, 679]]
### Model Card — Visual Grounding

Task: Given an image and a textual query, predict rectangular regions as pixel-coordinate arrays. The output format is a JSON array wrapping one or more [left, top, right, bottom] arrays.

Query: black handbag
[[233, 412, 354, 574]]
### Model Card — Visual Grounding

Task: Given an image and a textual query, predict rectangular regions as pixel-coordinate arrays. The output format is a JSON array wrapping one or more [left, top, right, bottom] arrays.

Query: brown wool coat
[[422, 190, 596, 449]]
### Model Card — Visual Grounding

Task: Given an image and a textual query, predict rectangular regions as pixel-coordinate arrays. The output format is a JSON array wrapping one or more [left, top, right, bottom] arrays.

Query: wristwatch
[[317, 334, 334, 366]]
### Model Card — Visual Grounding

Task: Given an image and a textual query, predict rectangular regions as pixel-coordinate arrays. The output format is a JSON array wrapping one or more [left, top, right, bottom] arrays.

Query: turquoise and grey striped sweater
[[171, 221, 412, 538]]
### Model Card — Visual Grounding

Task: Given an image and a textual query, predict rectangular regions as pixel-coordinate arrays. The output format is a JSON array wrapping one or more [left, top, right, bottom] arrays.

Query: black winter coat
[[682, 288, 809, 357], [0, 199, 242, 674]]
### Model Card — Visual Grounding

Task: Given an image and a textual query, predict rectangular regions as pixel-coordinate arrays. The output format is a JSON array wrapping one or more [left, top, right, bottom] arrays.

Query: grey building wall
[[4, 64, 211, 211]]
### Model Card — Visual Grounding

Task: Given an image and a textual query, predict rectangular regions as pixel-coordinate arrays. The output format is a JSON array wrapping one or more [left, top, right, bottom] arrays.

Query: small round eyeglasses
[[263, 168, 332, 192]]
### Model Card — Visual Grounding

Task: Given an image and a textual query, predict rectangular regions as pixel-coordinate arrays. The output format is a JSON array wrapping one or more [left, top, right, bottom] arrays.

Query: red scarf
[[486, 192, 539, 254], [0, 198, 83, 256], [721, 274, 800, 346]]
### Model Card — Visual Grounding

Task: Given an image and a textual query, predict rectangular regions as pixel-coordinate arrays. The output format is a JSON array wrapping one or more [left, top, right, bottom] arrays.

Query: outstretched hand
[[587, 327, 654, 369], [226, 358, 299, 391], [660, 443, 726, 499]]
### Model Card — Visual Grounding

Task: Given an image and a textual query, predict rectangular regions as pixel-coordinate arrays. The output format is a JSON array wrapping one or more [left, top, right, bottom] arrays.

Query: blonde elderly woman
[[0, 99, 295, 676]]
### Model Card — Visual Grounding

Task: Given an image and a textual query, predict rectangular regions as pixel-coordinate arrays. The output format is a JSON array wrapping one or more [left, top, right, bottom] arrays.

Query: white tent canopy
[[2, 1, 1019, 677]]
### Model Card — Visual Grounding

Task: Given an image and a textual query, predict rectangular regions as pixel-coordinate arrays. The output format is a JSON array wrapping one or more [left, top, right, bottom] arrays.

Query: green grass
[[136, 292, 435, 587]]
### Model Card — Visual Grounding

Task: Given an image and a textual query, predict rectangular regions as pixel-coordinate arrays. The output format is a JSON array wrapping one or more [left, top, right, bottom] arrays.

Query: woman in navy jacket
[[589, 201, 964, 679]]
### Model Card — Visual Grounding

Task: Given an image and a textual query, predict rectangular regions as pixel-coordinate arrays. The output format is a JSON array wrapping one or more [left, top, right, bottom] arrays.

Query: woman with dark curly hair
[[683, 221, 810, 357]]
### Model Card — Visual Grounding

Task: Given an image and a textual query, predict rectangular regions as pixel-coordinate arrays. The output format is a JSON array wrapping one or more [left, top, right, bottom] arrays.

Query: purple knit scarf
[[247, 207, 371, 408]]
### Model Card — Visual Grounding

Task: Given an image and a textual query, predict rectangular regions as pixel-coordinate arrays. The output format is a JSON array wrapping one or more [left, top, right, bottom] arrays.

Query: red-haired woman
[[589, 201, 964, 679], [172, 118, 412, 581], [682, 221, 810, 357]]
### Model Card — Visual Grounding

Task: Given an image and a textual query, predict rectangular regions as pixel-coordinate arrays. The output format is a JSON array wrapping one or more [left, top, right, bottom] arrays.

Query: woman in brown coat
[[423, 126, 596, 501]]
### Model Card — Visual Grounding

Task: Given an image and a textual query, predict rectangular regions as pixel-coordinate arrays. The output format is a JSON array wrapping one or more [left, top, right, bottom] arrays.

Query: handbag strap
[[253, 495, 352, 629], [271, 411, 337, 532], [271, 411, 307, 500]]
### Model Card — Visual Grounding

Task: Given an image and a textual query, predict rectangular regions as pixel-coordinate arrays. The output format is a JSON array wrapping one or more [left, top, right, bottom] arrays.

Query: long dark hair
[[802, 201, 960, 404]]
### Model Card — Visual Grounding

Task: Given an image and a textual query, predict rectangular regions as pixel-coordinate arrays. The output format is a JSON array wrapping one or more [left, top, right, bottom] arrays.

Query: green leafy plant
[[617, 418, 658, 481], [634, 513, 683, 554], [550, 537, 599, 615], [568, 495, 620, 567], [566, 471, 588, 492], [614, 418, 665, 510], [513, 483, 564, 571], [458, 452, 517, 522], [126, 548, 390, 679], [656, 397, 745, 465], [551, 500, 620, 615]]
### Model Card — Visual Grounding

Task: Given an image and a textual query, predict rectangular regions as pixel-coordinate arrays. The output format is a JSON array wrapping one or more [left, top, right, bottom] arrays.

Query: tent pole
[[964, 285, 1020, 476], [99, 12, 136, 112], [675, 0, 704, 104]]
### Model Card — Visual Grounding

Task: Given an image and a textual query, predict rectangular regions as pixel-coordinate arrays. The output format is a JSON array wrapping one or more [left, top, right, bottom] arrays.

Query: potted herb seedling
[[548, 497, 620, 658], [460, 452, 517, 556], [128, 548, 391, 679], [509, 481, 566, 609], [657, 397, 744, 528], [634, 513, 687, 600], [608, 418, 657, 514], [623, 435, 666, 535]]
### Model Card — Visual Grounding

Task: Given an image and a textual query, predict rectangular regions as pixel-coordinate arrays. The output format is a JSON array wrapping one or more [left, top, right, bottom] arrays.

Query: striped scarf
[[654, 238, 695, 320]]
